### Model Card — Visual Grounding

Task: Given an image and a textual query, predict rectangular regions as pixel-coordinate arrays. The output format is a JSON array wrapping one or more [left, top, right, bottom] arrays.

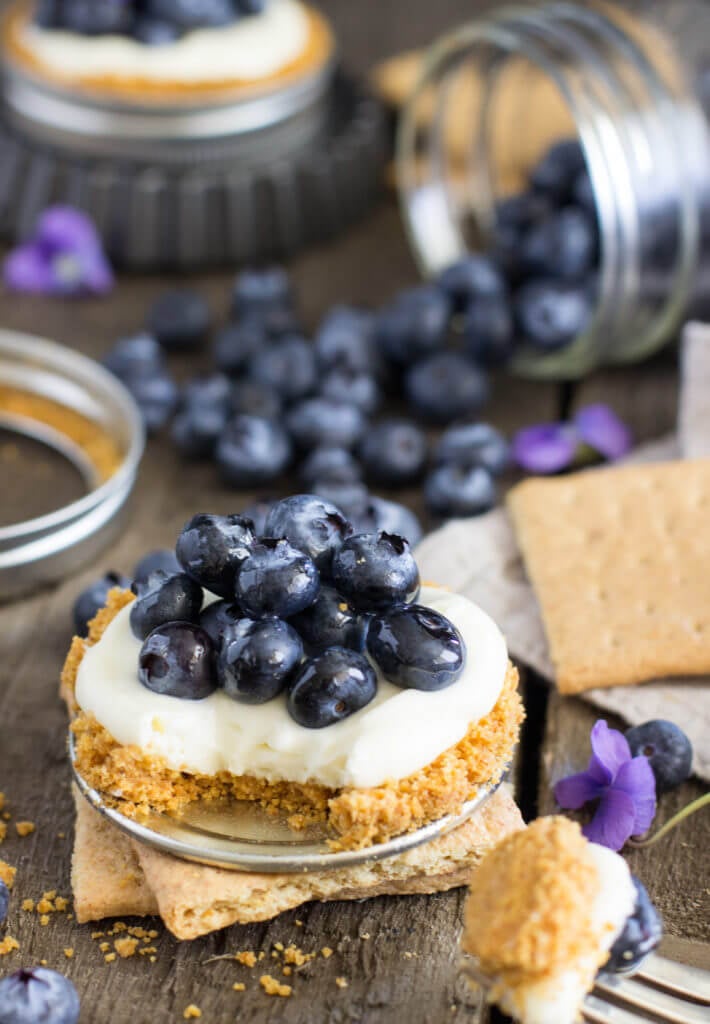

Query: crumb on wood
[[259, 975, 292, 997], [335, 977, 348, 989], [104, 953, 116, 963], [360, 932, 370, 940], [284, 945, 315, 966], [0, 822, 6, 843], [183, 1007, 201, 1020], [0, 937, 19, 956], [64, 948, 74, 959], [234, 950, 256, 967], [282, 966, 292, 976], [39, 915, 50, 926], [15, 821, 35, 837], [114, 937, 139, 959], [232, 983, 245, 992], [321, 946, 333, 959], [99, 942, 110, 952], [0, 860, 16, 888], [22, 899, 35, 912]]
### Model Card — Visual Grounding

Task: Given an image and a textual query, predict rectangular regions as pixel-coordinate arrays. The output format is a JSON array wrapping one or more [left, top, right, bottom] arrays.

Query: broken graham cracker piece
[[508, 460, 710, 693], [71, 786, 523, 940]]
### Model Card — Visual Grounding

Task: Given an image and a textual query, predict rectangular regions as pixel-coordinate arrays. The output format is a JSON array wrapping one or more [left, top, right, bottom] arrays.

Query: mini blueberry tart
[[62, 495, 524, 852], [460, 816, 662, 1024], [2, 0, 335, 106]]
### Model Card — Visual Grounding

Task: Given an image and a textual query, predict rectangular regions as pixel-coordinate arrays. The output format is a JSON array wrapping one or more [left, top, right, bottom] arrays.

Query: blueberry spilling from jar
[[132, 497, 466, 727]]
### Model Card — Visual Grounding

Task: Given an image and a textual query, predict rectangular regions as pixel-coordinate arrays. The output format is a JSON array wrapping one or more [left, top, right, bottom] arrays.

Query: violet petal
[[512, 423, 577, 474], [554, 771, 603, 810], [36, 205, 102, 255], [3, 243, 54, 293], [614, 756, 657, 836], [583, 786, 637, 851], [575, 404, 632, 461], [589, 720, 631, 781]]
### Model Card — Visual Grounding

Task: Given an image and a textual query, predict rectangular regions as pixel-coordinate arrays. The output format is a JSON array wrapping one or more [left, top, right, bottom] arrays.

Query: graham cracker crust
[[3, 0, 334, 104], [63, 589, 524, 851]]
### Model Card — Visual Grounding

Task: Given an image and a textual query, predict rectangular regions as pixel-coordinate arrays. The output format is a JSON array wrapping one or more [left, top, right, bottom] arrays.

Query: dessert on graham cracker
[[461, 816, 662, 1024], [2, 0, 334, 105], [63, 497, 523, 853]]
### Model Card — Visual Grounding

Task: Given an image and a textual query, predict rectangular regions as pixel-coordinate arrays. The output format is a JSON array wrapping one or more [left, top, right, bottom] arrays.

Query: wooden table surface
[[0, 2, 708, 1022]]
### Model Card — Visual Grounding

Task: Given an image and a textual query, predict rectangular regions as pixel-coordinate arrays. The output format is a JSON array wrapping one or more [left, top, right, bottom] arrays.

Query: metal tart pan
[[0, 69, 387, 269], [0, 330, 144, 600], [70, 729, 502, 873]]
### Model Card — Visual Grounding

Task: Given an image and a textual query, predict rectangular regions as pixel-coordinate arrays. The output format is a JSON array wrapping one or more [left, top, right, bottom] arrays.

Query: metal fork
[[459, 952, 710, 1023]]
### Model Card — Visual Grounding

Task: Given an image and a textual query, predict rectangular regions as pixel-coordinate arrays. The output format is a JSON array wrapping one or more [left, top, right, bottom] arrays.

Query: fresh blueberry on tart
[[138, 622, 217, 700], [287, 646, 377, 728], [217, 617, 304, 704], [367, 604, 466, 691], [129, 571, 203, 641], [235, 538, 320, 619], [290, 585, 369, 653], [263, 494, 352, 574], [331, 532, 420, 612], [176, 513, 255, 599]]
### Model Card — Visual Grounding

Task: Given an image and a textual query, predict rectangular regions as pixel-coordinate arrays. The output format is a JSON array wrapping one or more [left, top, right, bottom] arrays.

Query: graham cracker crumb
[[282, 966, 292, 976], [259, 975, 292, 997], [274, 941, 284, 952], [36, 898, 54, 914], [149, 956, 156, 963], [91, 931, 104, 939], [183, 1006, 201, 1019], [99, 942, 110, 952], [57, 832, 65, 839], [40, 960, 47, 966], [55, 897, 69, 912], [22, 899, 35, 912], [0, 936, 19, 956], [360, 932, 370, 940], [235, 951, 256, 967], [39, 915, 50, 926], [15, 821, 34, 837], [0, 860, 15, 888], [114, 937, 139, 958], [64, 948, 74, 959], [0, 794, 4, 812], [284, 945, 314, 966], [232, 982, 246, 992], [321, 947, 333, 959], [104, 953, 117, 963], [335, 977, 348, 989], [295, 919, 303, 927], [0, 822, 6, 843]]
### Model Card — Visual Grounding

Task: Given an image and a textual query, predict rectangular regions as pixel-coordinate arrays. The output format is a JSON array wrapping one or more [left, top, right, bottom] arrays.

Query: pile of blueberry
[[0, 968, 80, 1024], [123, 496, 466, 727], [34, 0, 265, 43]]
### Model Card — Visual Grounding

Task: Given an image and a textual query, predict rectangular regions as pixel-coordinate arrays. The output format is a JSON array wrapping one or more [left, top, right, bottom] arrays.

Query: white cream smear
[[20, 0, 309, 83], [75, 586, 509, 790], [499, 844, 637, 1024]]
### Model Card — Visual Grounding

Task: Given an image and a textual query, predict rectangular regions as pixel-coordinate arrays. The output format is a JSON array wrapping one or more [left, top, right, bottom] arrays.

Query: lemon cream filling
[[19, 0, 310, 84], [75, 586, 509, 790]]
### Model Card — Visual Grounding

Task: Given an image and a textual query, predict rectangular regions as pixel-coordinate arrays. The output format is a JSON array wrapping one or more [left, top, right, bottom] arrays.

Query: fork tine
[[594, 974, 709, 1024], [635, 954, 710, 1005], [582, 991, 650, 1023]]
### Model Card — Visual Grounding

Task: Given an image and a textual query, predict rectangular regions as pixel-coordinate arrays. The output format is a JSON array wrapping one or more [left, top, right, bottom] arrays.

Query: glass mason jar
[[396, 1, 710, 378]]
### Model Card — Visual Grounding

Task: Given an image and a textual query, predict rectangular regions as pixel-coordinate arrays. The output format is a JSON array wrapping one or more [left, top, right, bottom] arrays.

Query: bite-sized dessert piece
[[461, 816, 662, 1024], [2, 0, 334, 104], [62, 494, 524, 851]]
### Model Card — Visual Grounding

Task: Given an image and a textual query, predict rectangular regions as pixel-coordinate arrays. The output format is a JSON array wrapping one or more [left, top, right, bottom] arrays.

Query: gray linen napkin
[[416, 324, 710, 782]]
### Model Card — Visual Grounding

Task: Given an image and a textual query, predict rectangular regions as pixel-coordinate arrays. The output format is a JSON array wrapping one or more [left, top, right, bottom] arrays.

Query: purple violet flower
[[554, 720, 656, 851], [512, 404, 632, 475], [3, 206, 113, 297]]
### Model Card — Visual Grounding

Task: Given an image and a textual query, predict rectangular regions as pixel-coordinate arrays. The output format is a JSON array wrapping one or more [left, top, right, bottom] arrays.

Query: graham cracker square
[[507, 460, 710, 693]]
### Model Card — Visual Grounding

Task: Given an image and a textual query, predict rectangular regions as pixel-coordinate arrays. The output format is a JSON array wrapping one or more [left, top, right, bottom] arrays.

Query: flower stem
[[628, 792, 710, 848]]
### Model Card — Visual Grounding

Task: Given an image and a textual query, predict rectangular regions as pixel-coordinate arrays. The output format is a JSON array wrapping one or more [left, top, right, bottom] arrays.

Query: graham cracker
[[507, 460, 710, 693], [72, 786, 524, 941]]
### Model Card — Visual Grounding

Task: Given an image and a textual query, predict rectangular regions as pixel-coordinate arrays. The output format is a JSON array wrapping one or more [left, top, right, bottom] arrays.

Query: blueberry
[[0, 879, 9, 925], [287, 647, 377, 728], [102, 333, 164, 379], [122, 370, 179, 434], [182, 373, 232, 412], [350, 496, 423, 548], [495, 190, 552, 232], [228, 380, 282, 420], [437, 254, 506, 311], [73, 571, 131, 636], [290, 585, 369, 653], [213, 320, 266, 376], [144, 0, 237, 29], [300, 446, 362, 488], [434, 422, 511, 477], [33, 0, 61, 28], [235, 538, 320, 619], [146, 289, 210, 352], [199, 599, 241, 651], [248, 337, 317, 403], [315, 306, 379, 376], [376, 285, 450, 364], [133, 17, 181, 44], [216, 415, 292, 486], [129, 571, 203, 641], [573, 168, 596, 213], [625, 720, 693, 793], [311, 481, 371, 524], [0, 967, 80, 1024], [60, 0, 132, 34], [530, 138, 586, 201], [359, 419, 428, 486], [171, 404, 228, 459], [176, 513, 255, 597], [239, 497, 277, 535], [217, 618, 303, 704], [133, 548, 181, 584], [138, 622, 217, 700], [286, 398, 366, 451], [320, 369, 380, 416], [331, 532, 419, 612], [231, 267, 292, 321], [263, 495, 352, 574], [463, 295, 515, 367], [520, 206, 597, 281], [367, 604, 466, 691], [516, 279, 594, 351], [238, 0, 266, 12], [425, 464, 497, 518], [605, 877, 662, 974], [405, 352, 489, 424]]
